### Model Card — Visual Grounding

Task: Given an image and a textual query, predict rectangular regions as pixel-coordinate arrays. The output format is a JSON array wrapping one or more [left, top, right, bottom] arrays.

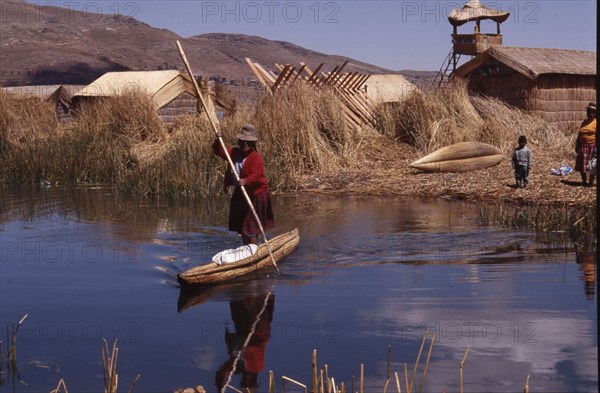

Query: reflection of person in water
[[215, 293, 275, 392], [575, 240, 597, 299]]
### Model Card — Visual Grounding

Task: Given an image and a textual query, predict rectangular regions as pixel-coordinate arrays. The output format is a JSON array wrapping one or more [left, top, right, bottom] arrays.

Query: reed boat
[[409, 142, 504, 173], [177, 228, 300, 286]]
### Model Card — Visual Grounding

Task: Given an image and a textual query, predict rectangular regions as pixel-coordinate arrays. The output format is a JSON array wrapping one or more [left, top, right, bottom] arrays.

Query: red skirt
[[229, 187, 274, 236], [575, 143, 596, 172]]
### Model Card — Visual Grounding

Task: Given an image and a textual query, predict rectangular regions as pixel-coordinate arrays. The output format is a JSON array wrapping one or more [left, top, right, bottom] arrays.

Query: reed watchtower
[[433, 0, 509, 86]]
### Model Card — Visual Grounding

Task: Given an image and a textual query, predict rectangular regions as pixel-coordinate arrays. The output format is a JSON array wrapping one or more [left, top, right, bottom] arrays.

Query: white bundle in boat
[[212, 244, 258, 265]]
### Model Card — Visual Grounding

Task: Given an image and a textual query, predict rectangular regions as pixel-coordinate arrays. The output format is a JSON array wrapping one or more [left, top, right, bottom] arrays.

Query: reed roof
[[363, 74, 416, 103], [2, 85, 83, 107], [448, 0, 510, 26], [74, 70, 197, 108], [453, 47, 597, 80]]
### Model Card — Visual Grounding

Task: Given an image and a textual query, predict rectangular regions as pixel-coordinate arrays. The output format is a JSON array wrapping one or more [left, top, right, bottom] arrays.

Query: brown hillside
[[0, 0, 434, 86]]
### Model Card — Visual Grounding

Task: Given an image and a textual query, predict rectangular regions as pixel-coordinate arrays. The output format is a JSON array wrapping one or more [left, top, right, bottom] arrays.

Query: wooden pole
[[176, 40, 280, 275], [459, 345, 470, 393]]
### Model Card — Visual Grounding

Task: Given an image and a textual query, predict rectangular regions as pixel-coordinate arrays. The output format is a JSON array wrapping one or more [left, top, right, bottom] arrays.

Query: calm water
[[0, 186, 597, 393]]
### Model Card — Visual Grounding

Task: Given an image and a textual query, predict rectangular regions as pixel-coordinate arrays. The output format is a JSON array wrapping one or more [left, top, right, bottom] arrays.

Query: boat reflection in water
[[177, 282, 275, 393]]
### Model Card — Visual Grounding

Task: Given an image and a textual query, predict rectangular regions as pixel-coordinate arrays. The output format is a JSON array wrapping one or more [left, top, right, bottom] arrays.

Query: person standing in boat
[[213, 124, 274, 245], [575, 102, 596, 187]]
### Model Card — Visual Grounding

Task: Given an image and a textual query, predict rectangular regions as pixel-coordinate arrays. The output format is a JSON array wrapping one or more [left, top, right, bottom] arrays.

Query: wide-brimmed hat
[[586, 102, 596, 112], [237, 124, 258, 141]]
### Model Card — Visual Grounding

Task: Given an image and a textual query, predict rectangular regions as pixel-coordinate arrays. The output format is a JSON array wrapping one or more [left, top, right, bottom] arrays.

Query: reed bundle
[[0, 90, 59, 148], [375, 80, 482, 152]]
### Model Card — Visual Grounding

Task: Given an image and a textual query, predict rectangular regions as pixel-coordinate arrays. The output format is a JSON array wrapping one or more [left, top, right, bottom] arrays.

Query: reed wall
[[158, 92, 198, 125], [526, 75, 596, 128], [465, 66, 596, 129], [464, 64, 533, 109]]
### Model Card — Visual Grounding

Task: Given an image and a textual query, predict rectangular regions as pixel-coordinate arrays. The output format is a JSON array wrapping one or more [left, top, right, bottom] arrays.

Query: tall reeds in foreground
[[0, 314, 28, 388], [102, 339, 142, 393], [265, 339, 521, 393], [49, 339, 140, 393], [480, 203, 596, 240]]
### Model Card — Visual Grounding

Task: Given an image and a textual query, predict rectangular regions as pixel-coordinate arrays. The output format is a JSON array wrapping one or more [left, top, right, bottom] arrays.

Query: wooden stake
[[403, 363, 410, 393], [293, 64, 307, 81], [282, 376, 307, 393], [387, 345, 392, 379], [418, 334, 435, 393], [394, 372, 402, 393], [459, 345, 471, 393], [245, 58, 272, 94], [269, 370, 275, 393], [409, 330, 428, 392], [272, 64, 293, 93], [312, 350, 318, 393], [360, 363, 364, 393], [306, 63, 324, 85]]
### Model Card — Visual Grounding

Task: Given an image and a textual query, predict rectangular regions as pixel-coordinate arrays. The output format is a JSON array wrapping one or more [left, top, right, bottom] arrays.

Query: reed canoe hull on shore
[[409, 142, 504, 173], [177, 228, 300, 286]]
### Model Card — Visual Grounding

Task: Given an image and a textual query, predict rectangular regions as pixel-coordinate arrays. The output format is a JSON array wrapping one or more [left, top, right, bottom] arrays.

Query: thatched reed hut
[[1, 85, 83, 122], [363, 74, 416, 104], [73, 70, 207, 125], [452, 46, 596, 128]]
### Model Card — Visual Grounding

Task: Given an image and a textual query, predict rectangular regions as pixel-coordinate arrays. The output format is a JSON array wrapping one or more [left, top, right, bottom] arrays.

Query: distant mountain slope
[[0, 0, 435, 87]]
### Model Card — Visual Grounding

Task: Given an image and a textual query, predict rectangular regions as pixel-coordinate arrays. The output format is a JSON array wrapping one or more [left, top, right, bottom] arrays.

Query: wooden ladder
[[431, 48, 461, 89]]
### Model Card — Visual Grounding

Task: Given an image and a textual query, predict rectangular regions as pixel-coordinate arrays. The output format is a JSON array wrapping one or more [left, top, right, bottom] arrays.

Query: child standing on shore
[[512, 135, 532, 188]]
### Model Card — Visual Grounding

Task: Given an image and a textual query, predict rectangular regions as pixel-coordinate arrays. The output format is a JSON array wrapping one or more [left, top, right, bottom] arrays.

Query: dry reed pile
[[253, 83, 385, 190], [374, 79, 575, 157], [0, 89, 60, 183], [375, 80, 482, 151], [0, 82, 595, 218], [1, 84, 378, 197]]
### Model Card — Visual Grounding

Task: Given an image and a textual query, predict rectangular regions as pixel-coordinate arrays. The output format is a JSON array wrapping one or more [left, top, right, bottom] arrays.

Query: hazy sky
[[28, 1, 597, 71]]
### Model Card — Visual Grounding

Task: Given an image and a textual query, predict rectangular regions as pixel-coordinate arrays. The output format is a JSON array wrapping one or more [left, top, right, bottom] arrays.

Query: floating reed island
[[0, 81, 595, 233]]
